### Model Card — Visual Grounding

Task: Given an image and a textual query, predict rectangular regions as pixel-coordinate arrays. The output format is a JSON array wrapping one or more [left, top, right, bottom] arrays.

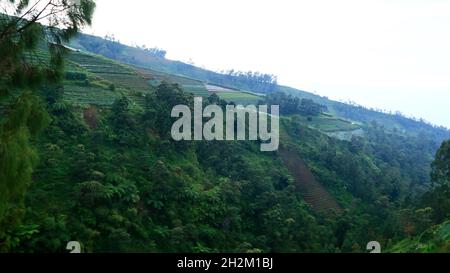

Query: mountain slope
[[1, 37, 448, 253], [279, 148, 341, 213], [69, 33, 450, 143]]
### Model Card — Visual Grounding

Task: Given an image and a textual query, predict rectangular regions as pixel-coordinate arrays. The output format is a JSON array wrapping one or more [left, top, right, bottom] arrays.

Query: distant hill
[[69, 33, 277, 94], [69, 33, 450, 144]]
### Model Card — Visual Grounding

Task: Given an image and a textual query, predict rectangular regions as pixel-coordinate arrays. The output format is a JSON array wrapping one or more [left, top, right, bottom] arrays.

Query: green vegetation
[[391, 140, 450, 252], [0, 0, 95, 249], [1, 2, 450, 253], [305, 115, 360, 133], [217, 92, 262, 105], [66, 52, 152, 93], [263, 92, 328, 117], [70, 33, 279, 94], [390, 220, 450, 252], [136, 67, 209, 97], [3, 73, 441, 252]]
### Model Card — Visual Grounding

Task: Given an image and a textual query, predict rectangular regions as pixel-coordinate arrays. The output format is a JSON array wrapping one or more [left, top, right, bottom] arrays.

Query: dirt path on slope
[[280, 148, 341, 213]]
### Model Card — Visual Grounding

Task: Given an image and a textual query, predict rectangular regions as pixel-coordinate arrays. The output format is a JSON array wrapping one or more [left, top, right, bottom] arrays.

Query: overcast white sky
[[86, 0, 450, 128]]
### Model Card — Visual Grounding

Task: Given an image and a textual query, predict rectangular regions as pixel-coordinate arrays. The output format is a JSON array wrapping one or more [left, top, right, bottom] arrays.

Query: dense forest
[[1, 0, 450, 253]]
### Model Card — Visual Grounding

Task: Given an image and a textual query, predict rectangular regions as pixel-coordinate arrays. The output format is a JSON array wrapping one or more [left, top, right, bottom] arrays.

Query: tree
[[431, 140, 450, 185], [0, 0, 96, 247], [221, 70, 278, 93], [420, 140, 450, 223], [0, 0, 96, 92], [263, 92, 327, 116]]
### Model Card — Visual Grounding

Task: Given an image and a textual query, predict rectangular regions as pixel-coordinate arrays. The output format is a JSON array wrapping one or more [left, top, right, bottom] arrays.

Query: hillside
[[2, 28, 450, 253], [279, 148, 341, 213], [390, 220, 450, 253], [69, 33, 450, 143]]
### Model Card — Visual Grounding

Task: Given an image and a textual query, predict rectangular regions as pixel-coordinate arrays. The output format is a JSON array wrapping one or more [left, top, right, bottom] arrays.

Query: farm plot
[[67, 52, 153, 93], [326, 128, 365, 141], [217, 92, 263, 105], [137, 67, 209, 96], [99, 73, 152, 92], [136, 67, 201, 85], [79, 65, 134, 74], [67, 52, 117, 67], [181, 84, 210, 97], [63, 84, 119, 106], [25, 49, 81, 72], [306, 115, 360, 132], [205, 84, 239, 93]]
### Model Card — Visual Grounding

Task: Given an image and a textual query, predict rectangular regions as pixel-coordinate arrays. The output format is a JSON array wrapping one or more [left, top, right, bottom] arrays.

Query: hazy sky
[[86, 0, 450, 128]]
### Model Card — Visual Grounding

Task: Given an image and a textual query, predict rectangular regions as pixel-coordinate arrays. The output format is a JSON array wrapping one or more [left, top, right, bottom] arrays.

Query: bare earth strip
[[280, 148, 342, 213]]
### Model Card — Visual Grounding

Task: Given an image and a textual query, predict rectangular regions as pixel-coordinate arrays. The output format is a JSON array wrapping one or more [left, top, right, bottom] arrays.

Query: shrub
[[65, 72, 87, 81]]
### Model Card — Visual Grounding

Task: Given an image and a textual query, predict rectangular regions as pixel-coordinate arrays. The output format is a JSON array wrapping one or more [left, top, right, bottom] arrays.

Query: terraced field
[[136, 67, 201, 85], [292, 113, 361, 134], [63, 51, 217, 106], [205, 84, 239, 93], [63, 83, 120, 106], [308, 115, 360, 132], [326, 128, 365, 141], [65, 51, 265, 105], [217, 92, 263, 105], [135, 67, 209, 97], [182, 84, 211, 97], [100, 73, 152, 91], [67, 52, 153, 93], [280, 148, 341, 213]]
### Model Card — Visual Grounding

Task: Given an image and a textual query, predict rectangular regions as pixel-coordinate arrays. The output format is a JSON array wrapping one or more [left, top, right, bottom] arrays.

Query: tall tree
[[431, 140, 450, 185], [419, 140, 450, 224], [0, 0, 96, 247]]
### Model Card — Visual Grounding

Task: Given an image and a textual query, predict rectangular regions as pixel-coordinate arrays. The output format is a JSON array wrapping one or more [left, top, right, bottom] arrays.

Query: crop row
[[63, 86, 119, 106], [137, 68, 202, 85], [217, 92, 262, 105], [99, 74, 152, 92], [182, 84, 210, 97]]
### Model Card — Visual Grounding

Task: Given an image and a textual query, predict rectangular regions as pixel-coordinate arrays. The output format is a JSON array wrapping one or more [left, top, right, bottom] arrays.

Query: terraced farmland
[[25, 48, 82, 72], [182, 84, 211, 97], [67, 52, 153, 93], [136, 68, 201, 85], [205, 84, 239, 93], [65, 52, 264, 104], [100, 73, 152, 92], [136, 67, 209, 97], [326, 128, 365, 141], [67, 52, 119, 67], [77, 65, 133, 74], [63, 83, 120, 106], [28, 50, 267, 111], [217, 92, 263, 105], [296, 114, 361, 133]]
